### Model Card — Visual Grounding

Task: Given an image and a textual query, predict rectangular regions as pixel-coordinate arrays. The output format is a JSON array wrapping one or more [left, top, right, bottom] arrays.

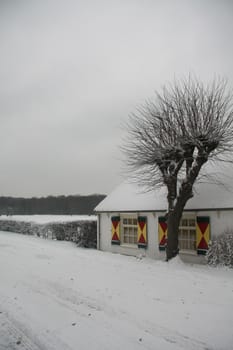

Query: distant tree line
[[0, 194, 106, 215]]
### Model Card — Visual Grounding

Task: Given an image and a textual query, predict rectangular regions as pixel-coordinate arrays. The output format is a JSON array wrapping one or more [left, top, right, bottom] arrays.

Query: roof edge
[[95, 207, 233, 213]]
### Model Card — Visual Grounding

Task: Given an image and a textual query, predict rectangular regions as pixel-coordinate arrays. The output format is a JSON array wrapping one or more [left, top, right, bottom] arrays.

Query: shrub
[[206, 230, 233, 268]]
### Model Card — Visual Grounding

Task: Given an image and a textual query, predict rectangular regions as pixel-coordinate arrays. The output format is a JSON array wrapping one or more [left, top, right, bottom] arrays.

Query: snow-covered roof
[[95, 181, 233, 212]]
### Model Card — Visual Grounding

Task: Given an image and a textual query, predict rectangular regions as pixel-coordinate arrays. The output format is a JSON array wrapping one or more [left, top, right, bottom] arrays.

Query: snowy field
[[0, 232, 233, 350], [0, 215, 97, 224]]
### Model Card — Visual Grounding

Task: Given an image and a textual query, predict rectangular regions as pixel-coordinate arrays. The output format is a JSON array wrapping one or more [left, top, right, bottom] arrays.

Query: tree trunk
[[166, 207, 183, 260], [166, 180, 195, 260]]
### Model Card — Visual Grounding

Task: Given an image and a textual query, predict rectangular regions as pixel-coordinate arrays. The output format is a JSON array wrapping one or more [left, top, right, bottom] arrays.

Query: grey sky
[[0, 0, 233, 197]]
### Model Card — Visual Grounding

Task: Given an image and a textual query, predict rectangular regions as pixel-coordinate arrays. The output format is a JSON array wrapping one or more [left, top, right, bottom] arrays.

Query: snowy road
[[0, 231, 233, 350], [0, 312, 42, 350]]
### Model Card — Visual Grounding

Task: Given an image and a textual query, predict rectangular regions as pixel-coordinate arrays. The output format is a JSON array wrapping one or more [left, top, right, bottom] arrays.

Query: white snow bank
[[0, 231, 233, 350], [0, 214, 97, 224]]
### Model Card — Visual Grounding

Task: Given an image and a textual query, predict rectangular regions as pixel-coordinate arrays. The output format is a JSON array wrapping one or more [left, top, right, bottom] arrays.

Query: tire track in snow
[[0, 306, 72, 350], [0, 312, 42, 350], [121, 314, 214, 350], [38, 280, 214, 350]]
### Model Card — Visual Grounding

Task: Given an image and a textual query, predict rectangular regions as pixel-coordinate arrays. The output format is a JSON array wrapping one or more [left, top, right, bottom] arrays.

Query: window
[[122, 216, 138, 245], [179, 216, 196, 251]]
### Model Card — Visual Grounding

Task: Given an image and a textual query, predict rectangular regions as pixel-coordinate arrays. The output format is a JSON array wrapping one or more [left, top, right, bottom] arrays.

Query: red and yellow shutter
[[196, 216, 210, 254], [137, 216, 147, 248], [111, 216, 120, 245], [158, 216, 167, 250]]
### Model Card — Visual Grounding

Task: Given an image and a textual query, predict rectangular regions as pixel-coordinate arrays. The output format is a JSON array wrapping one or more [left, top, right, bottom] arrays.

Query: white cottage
[[95, 181, 233, 263]]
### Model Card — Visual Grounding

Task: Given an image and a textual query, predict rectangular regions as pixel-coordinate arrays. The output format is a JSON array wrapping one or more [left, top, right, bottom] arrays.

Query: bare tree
[[123, 77, 233, 260]]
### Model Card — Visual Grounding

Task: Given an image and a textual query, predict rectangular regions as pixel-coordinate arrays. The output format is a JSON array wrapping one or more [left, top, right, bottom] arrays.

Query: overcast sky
[[0, 0, 233, 197]]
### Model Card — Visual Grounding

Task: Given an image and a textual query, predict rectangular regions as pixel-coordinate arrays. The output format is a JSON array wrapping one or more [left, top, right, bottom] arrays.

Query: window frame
[[120, 214, 138, 247], [178, 214, 196, 252]]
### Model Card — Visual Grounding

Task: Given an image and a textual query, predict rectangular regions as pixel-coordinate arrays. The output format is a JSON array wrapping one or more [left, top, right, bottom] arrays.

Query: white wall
[[98, 212, 164, 259], [98, 209, 233, 262], [195, 209, 233, 238], [98, 212, 112, 252], [180, 209, 233, 263]]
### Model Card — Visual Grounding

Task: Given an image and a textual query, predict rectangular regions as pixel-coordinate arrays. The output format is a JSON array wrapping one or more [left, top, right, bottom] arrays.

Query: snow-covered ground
[[0, 231, 233, 350], [0, 215, 97, 224]]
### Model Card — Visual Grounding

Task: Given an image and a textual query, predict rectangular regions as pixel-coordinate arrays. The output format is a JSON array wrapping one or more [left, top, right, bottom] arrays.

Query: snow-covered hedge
[[206, 230, 233, 268], [0, 219, 97, 248], [0, 220, 35, 235]]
